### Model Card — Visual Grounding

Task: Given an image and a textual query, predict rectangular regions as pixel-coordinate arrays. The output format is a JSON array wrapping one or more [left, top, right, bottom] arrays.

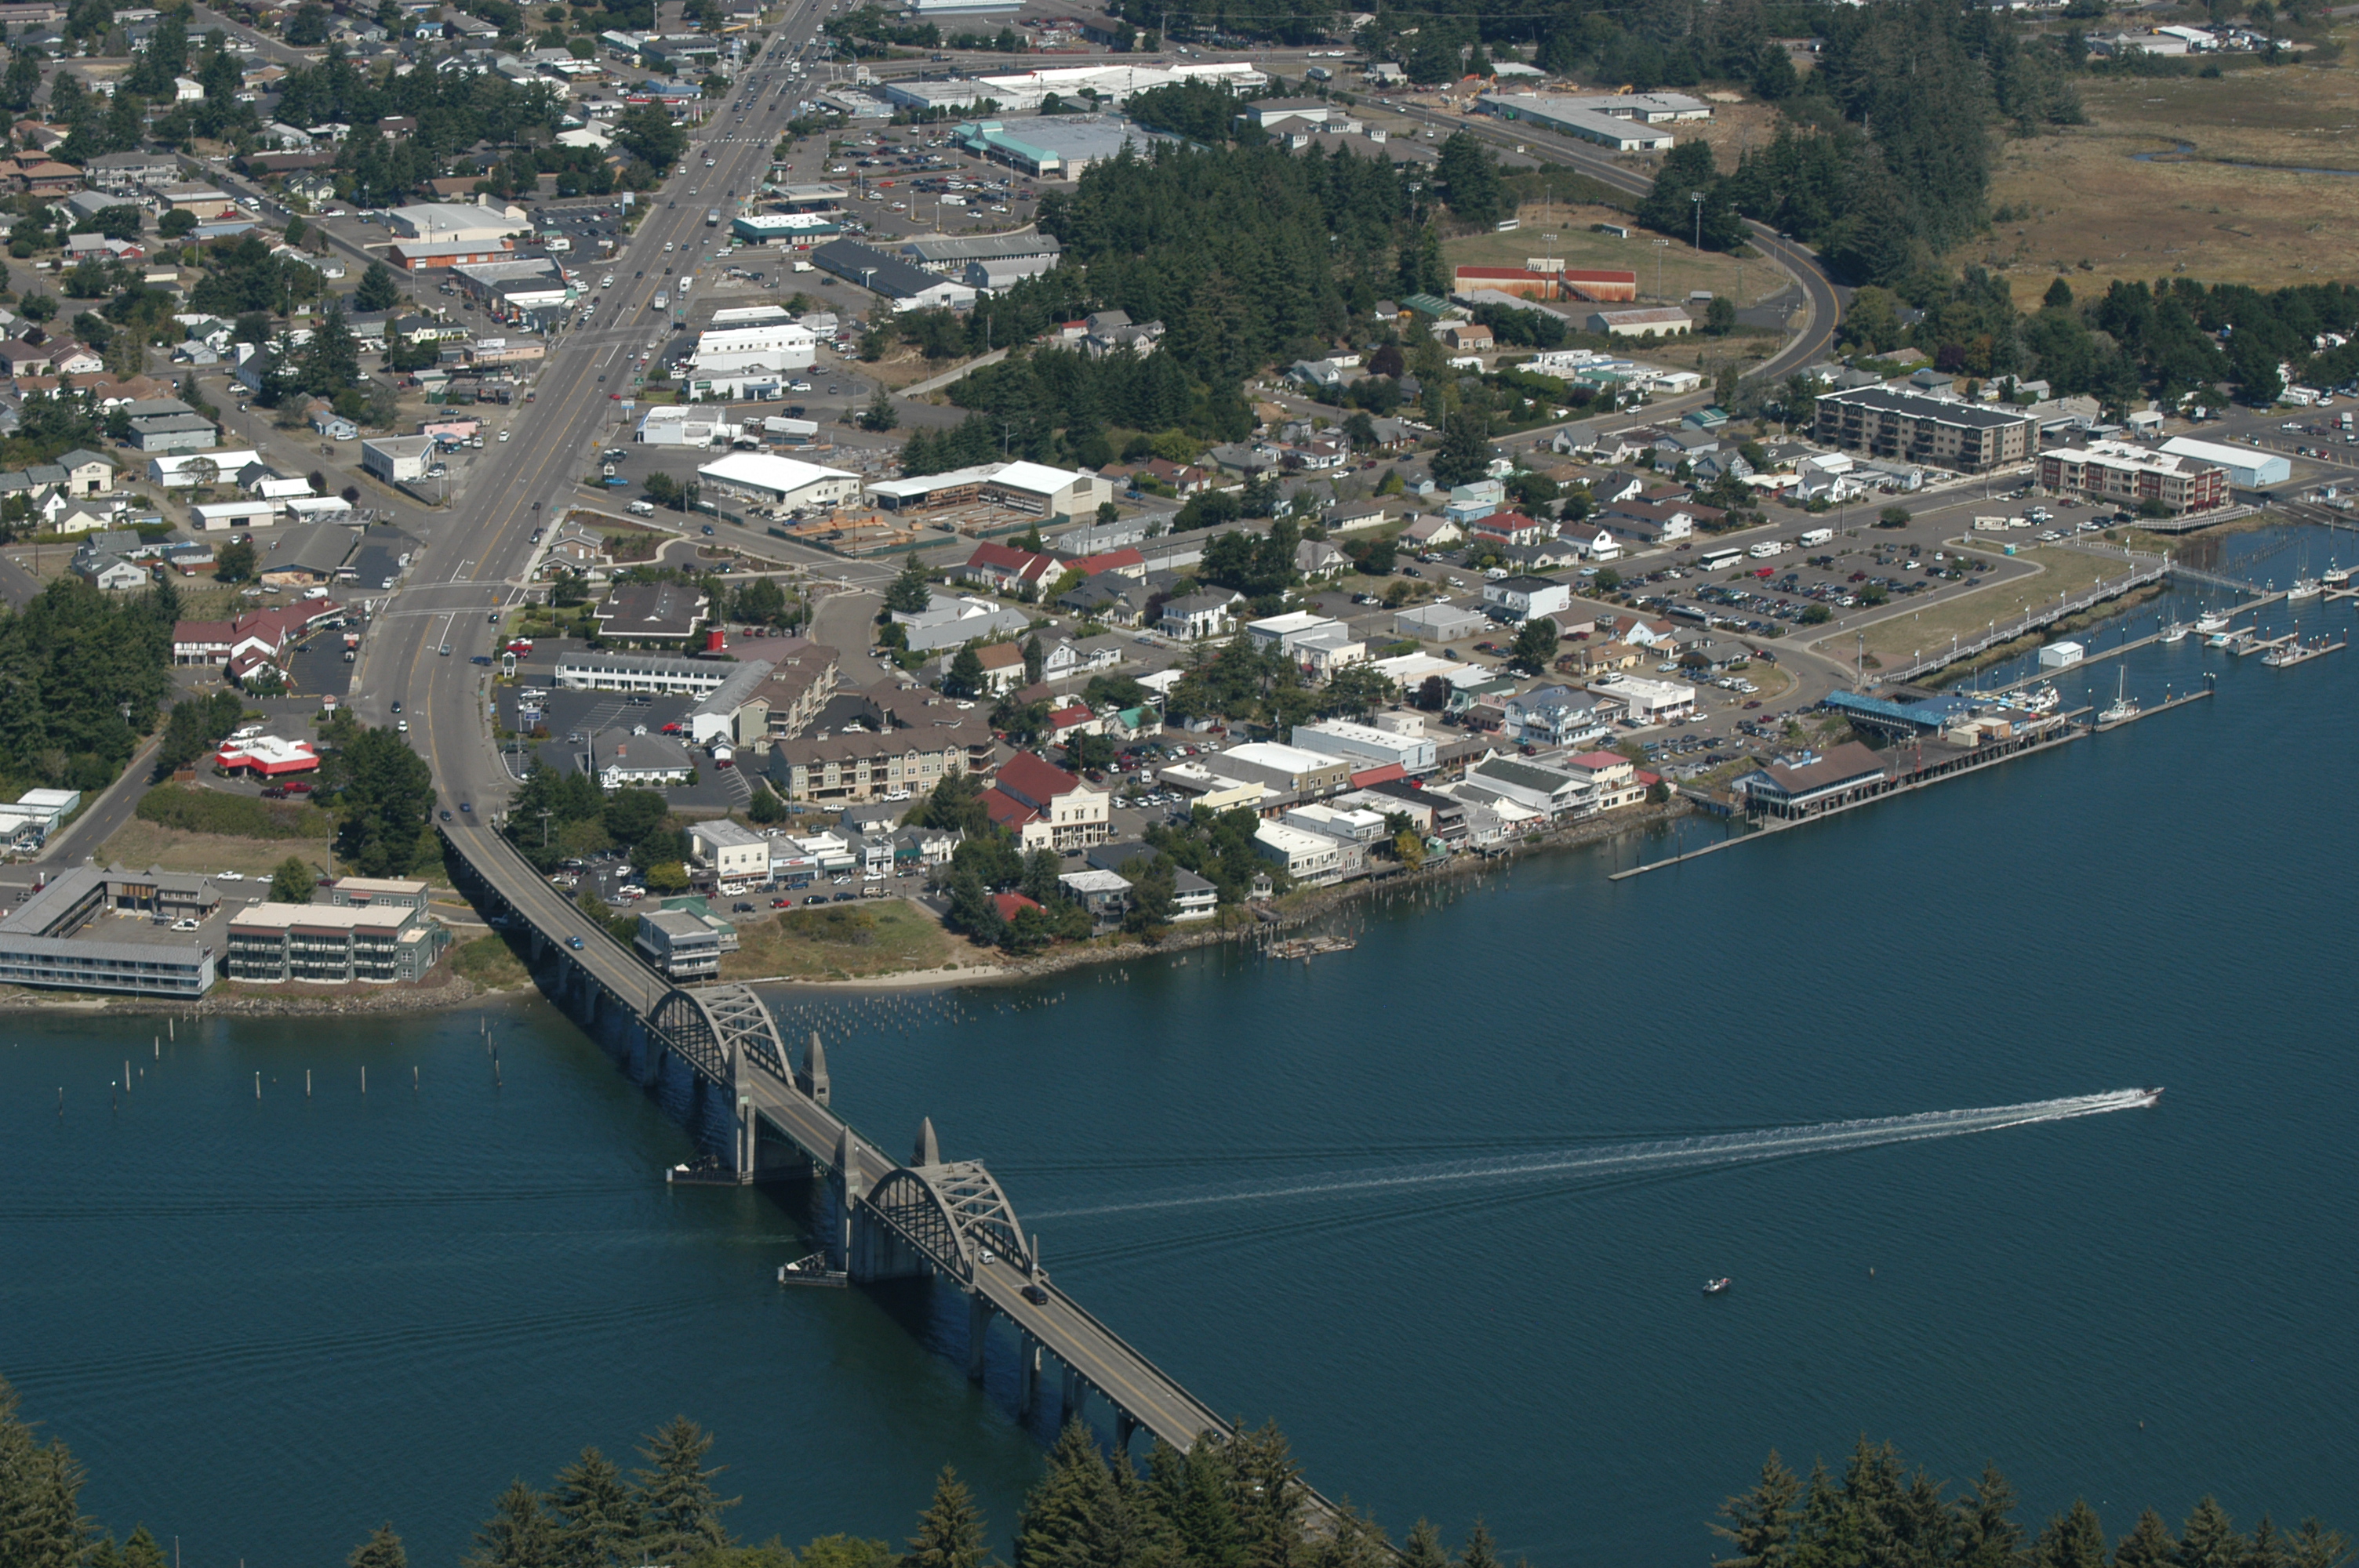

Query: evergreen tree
[[2244, 1518, 2291, 1568], [1021, 634, 1044, 685], [1402, 1520, 1449, 1568], [550, 1447, 640, 1568], [1454, 1521, 1500, 1568], [348, 1523, 408, 1568], [2181, 1500, 2246, 1568], [2033, 1502, 2108, 1568], [885, 553, 934, 615], [631, 1417, 738, 1562], [469, 1480, 559, 1568], [1429, 410, 1493, 489], [943, 647, 987, 699], [1014, 1421, 1137, 1568], [1713, 1452, 1801, 1568], [1226, 1421, 1307, 1568], [329, 724, 436, 877], [2117, 1510, 2182, 1568], [270, 854, 315, 903], [354, 261, 403, 313], [1953, 1464, 2025, 1568], [1507, 617, 1558, 673], [907, 1467, 989, 1568]]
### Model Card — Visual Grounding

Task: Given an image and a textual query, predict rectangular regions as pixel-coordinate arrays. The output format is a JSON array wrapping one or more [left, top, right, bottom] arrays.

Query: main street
[[370, 2, 838, 818]]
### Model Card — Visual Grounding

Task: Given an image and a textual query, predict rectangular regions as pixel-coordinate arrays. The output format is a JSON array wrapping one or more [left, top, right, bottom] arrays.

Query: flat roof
[[1820, 386, 2036, 431], [696, 452, 857, 493], [229, 901, 414, 932]]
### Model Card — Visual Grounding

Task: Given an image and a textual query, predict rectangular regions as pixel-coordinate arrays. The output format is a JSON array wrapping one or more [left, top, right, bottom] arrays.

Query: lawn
[[1444, 200, 1786, 311], [720, 897, 966, 982], [1833, 544, 2157, 666], [452, 931, 531, 990], [1969, 66, 2359, 308]]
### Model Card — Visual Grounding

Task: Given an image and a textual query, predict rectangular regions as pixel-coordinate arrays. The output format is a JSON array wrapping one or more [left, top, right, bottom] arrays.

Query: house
[[894, 591, 1032, 653], [1466, 510, 1549, 547], [1041, 636, 1123, 682], [1056, 570, 1147, 626], [983, 750, 1109, 851], [1045, 702, 1101, 747], [1440, 322, 1494, 352], [72, 552, 147, 590], [1057, 868, 1131, 924], [1502, 686, 1611, 750], [1295, 539, 1347, 579], [958, 540, 1060, 594], [966, 641, 1027, 696], [1158, 588, 1242, 641], [1402, 515, 1463, 550], [587, 727, 697, 789], [53, 448, 114, 496]]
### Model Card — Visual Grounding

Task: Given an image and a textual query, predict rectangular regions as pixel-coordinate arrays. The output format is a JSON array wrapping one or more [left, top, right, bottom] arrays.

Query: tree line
[[0, 576, 176, 798], [1712, 1440, 2347, 1568]]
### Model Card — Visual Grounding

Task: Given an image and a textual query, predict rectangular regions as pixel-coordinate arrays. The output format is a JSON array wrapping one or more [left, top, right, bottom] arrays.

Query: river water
[[4, 525, 2354, 1566]]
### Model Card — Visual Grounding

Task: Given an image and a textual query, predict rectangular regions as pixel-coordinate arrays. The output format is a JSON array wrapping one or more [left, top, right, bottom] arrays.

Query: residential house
[[958, 540, 1060, 595], [1158, 588, 1242, 641], [984, 750, 1109, 851], [1056, 570, 1147, 626], [1502, 685, 1611, 750]]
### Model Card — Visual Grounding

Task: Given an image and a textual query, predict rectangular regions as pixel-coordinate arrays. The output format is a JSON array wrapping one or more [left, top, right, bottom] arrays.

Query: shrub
[[135, 785, 331, 840]]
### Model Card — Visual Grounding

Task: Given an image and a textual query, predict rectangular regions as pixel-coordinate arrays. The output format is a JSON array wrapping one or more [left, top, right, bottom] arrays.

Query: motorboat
[[2015, 682, 2062, 713], [1703, 1277, 1732, 1295], [2287, 576, 2323, 601], [2323, 561, 2350, 588], [2140, 1087, 2166, 1106], [2161, 622, 2190, 644], [2194, 610, 2231, 633], [2205, 630, 2241, 648]]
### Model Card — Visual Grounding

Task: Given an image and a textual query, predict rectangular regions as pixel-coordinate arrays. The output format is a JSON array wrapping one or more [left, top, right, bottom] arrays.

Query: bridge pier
[[1016, 1331, 1040, 1418], [1060, 1365, 1083, 1424], [1114, 1412, 1136, 1454], [967, 1293, 990, 1382]]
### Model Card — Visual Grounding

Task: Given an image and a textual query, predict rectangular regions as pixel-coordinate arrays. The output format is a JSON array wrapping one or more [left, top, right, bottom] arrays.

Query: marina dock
[[2093, 687, 2215, 731]]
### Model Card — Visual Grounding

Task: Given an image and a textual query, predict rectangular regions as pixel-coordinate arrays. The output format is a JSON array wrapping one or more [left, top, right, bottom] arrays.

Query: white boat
[[1703, 1277, 1731, 1295], [2262, 643, 2300, 667], [2194, 611, 2231, 633], [2205, 630, 2240, 648], [2099, 668, 2140, 724], [2287, 576, 2322, 601], [2161, 622, 2190, 644], [2323, 561, 2350, 587], [2015, 682, 2061, 713]]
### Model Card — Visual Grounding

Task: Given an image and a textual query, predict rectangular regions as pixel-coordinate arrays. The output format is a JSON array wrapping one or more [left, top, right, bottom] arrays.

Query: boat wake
[[1027, 1090, 2160, 1221]]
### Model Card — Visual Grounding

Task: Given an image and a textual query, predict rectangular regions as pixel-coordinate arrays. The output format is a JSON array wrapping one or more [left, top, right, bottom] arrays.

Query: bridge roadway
[[449, 815, 1232, 1454]]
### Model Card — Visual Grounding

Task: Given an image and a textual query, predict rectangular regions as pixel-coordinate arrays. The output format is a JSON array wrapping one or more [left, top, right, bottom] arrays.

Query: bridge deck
[[444, 821, 1232, 1454]]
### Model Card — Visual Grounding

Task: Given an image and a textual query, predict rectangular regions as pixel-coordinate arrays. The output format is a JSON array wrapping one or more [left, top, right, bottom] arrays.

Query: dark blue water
[[4, 526, 2353, 1566]]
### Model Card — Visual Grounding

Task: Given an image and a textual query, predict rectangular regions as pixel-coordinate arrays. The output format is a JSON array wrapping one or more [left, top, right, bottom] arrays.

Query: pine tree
[[1455, 1520, 1500, 1568], [1402, 1520, 1449, 1568], [2181, 1500, 2246, 1568], [885, 553, 934, 615], [1014, 1421, 1134, 1568], [907, 1466, 989, 1568], [468, 1480, 558, 1568], [631, 1417, 738, 1562], [348, 1523, 408, 1568], [1953, 1465, 2025, 1568], [1713, 1452, 1801, 1568], [550, 1447, 639, 1568], [2117, 1510, 2181, 1568], [2032, 1503, 2107, 1568], [1226, 1422, 1306, 1568], [2243, 1518, 2290, 1568]]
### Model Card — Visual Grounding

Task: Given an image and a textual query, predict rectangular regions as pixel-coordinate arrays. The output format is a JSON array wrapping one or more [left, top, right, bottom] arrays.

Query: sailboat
[[2099, 667, 2140, 725]]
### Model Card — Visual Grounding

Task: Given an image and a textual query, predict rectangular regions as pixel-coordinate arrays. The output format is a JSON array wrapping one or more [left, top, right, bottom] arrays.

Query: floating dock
[[2093, 687, 2214, 731], [1269, 935, 1358, 961], [2262, 636, 2346, 669]]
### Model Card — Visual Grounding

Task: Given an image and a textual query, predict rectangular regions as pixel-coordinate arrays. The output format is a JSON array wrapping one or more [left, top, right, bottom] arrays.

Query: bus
[[1699, 547, 1743, 572]]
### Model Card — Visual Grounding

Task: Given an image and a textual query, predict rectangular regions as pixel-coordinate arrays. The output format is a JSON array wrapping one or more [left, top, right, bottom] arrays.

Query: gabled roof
[[994, 749, 1082, 810]]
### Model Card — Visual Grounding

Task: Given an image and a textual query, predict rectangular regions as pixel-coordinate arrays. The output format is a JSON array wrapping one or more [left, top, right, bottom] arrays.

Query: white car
[[170, 918, 200, 932], [664, 241, 674, 251], [216, 871, 245, 882]]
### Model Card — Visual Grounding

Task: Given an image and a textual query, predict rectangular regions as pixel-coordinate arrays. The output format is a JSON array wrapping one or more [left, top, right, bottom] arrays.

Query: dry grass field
[[1971, 67, 2359, 307]]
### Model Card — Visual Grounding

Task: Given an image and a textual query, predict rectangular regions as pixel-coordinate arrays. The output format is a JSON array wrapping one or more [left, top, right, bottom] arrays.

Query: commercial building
[[1587, 307, 1692, 339], [0, 866, 222, 996], [147, 448, 262, 487], [1289, 717, 1437, 775], [386, 200, 529, 245], [1502, 686, 1611, 750], [362, 435, 439, 484], [1209, 741, 1352, 799], [1482, 575, 1573, 622], [689, 818, 772, 882], [1814, 387, 2036, 474], [1392, 601, 1489, 643], [808, 240, 977, 312], [1732, 740, 1891, 818], [225, 897, 447, 985], [1588, 673, 1698, 724], [1474, 93, 1678, 151], [867, 459, 1114, 522], [634, 907, 723, 978], [732, 212, 841, 246], [2157, 435, 2291, 490], [588, 728, 697, 789], [1252, 819, 1345, 884], [765, 684, 993, 803], [553, 651, 756, 696], [953, 115, 1163, 178], [2038, 441, 2228, 514], [984, 750, 1110, 851], [695, 452, 862, 512], [215, 735, 322, 777], [901, 232, 1063, 273], [682, 320, 819, 402]]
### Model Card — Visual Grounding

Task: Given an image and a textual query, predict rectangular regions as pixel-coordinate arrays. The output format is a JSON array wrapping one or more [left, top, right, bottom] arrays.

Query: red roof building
[[983, 750, 1110, 851], [990, 891, 1044, 923], [1059, 547, 1146, 579], [959, 541, 1060, 593], [215, 735, 321, 776], [1467, 510, 1547, 546], [173, 601, 343, 667]]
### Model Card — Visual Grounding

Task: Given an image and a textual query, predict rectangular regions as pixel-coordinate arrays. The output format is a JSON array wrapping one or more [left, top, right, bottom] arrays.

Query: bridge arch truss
[[863, 1162, 1034, 1285], [650, 983, 788, 1089]]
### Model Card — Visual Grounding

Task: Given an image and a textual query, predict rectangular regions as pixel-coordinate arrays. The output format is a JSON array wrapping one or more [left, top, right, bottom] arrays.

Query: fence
[[1875, 558, 2169, 685]]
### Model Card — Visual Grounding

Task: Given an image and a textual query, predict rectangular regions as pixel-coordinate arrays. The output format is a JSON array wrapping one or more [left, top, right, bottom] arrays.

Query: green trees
[[907, 1467, 989, 1568], [0, 1377, 92, 1568], [1507, 616, 1558, 673], [270, 854, 316, 902], [1430, 411, 1494, 490], [328, 725, 436, 876], [347, 1524, 407, 1568], [354, 260, 403, 313], [943, 647, 987, 699], [886, 553, 936, 615], [861, 384, 899, 432], [1435, 132, 1506, 228]]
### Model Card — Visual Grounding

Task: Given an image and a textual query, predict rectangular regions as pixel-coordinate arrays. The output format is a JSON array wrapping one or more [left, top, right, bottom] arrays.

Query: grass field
[[720, 897, 965, 982], [98, 818, 333, 881], [1835, 544, 2159, 666], [1972, 67, 2359, 308], [1445, 200, 1786, 310], [451, 932, 532, 989]]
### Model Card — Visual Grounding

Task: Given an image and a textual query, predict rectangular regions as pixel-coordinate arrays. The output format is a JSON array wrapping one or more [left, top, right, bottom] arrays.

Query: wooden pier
[[2237, 631, 2295, 657], [1268, 935, 1358, 961], [2262, 636, 2346, 669], [2093, 686, 2215, 731], [1610, 715, 2096, 881]]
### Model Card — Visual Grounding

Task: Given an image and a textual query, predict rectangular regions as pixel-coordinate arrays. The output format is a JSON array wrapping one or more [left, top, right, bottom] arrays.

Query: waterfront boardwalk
[[437, 820, 1266, 1465]]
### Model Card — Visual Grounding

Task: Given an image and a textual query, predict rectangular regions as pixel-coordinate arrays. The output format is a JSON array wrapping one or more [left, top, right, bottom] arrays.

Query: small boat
[[2205, 630, 2240, 648], [2323, 561, 2350, 588], [2099, 667, 2140, 725], [2161, 621, 2190, 644], [2140, 1087, 2166, 1106], [2287, 576, 2322, 601], [2194, 610, 2231, 633], [1703, 1277, 1731, 1295], [2015, 682, 2061, 713]]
